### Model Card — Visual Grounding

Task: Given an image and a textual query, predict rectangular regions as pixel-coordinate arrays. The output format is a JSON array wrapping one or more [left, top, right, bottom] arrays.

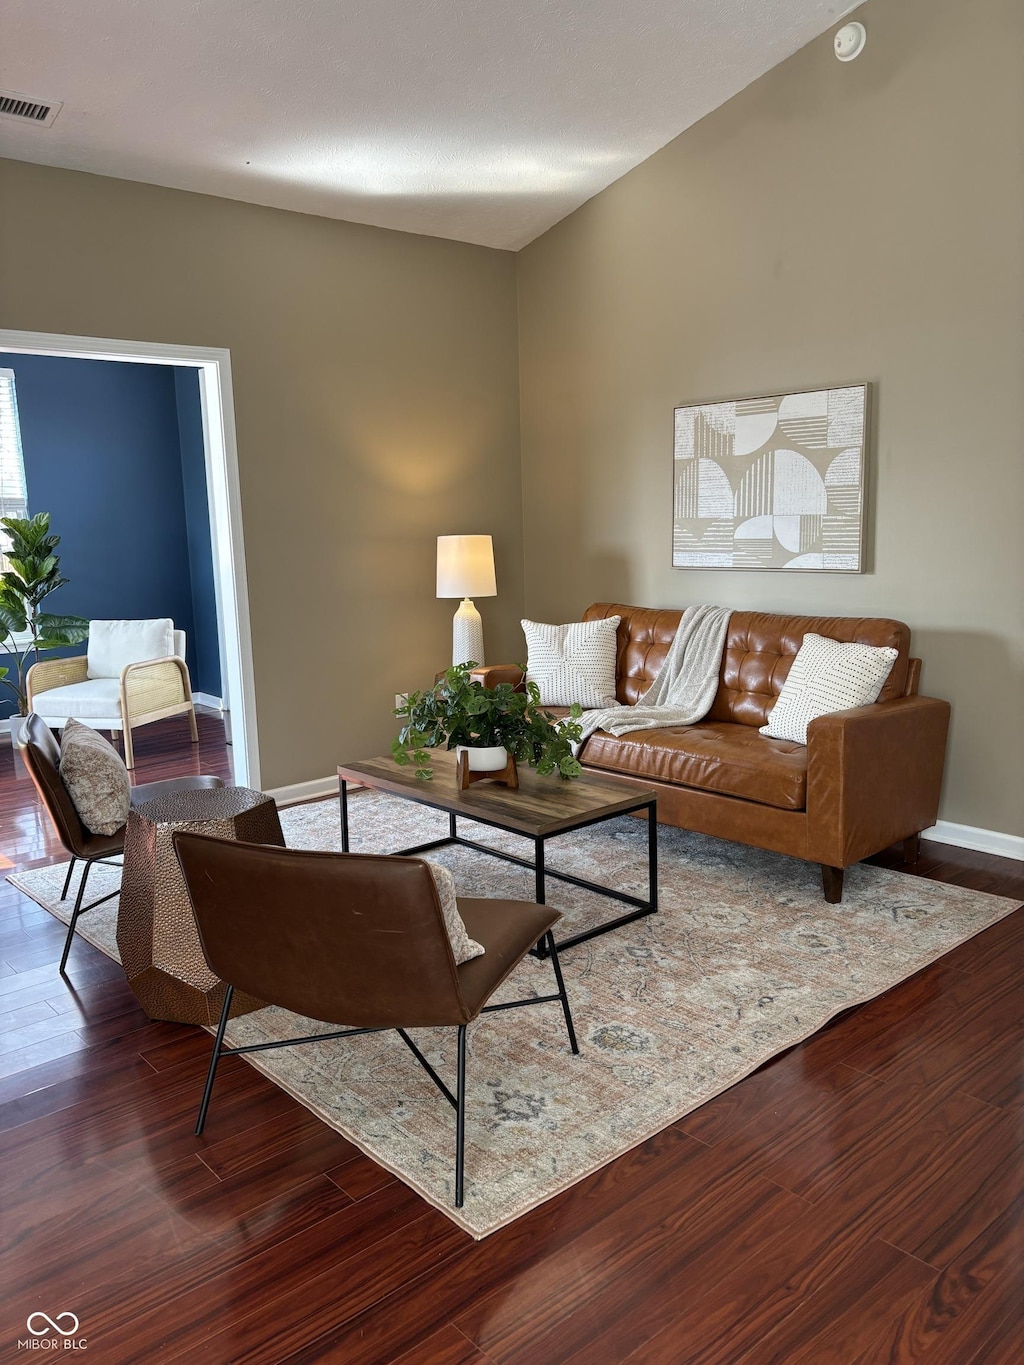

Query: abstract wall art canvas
[[672, 383, 868, 571]]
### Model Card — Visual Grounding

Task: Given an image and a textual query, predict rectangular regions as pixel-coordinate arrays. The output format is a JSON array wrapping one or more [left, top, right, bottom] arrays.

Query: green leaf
[[36, 614, 89, 644], [2, 573, 29, 599], [0, 600, 27, 636]]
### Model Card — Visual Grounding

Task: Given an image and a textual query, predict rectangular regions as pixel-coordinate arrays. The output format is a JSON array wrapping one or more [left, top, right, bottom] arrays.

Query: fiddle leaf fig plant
[[392, 662, 584, 781], [0, 513, 90, 715]]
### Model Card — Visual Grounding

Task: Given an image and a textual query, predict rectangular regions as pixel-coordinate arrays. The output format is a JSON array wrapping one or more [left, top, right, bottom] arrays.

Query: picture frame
[[671, 382, 869, 572]]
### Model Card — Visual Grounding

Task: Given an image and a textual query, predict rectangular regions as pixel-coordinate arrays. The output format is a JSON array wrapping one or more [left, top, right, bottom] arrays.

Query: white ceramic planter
[[455, 743, 508, 773]]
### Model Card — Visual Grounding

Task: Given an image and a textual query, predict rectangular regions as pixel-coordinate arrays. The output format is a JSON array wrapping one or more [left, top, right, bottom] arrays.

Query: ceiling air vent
[[0, 90, 63, 128]]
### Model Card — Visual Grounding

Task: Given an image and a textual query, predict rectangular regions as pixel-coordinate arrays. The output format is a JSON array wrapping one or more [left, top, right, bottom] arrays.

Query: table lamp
[[436, 534, 497, 666]]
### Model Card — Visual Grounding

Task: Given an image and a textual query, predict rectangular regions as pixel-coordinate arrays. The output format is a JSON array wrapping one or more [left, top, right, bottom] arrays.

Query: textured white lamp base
[[452, 597, 485, 666]]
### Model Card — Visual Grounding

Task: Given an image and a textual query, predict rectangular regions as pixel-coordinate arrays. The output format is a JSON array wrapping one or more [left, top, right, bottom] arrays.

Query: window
[[0, 368, 29, 565]]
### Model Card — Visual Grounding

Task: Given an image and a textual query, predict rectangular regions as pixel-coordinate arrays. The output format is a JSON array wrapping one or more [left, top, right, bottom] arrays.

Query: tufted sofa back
[[583, 603, 913, 728]]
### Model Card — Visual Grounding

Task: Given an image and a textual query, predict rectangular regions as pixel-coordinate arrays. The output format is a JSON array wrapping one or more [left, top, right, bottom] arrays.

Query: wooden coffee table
[[337, 749, 658, 953]]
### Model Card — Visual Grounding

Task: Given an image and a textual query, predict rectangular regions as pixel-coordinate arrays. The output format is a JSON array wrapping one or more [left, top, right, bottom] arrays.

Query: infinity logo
[[26, 1312, 80, 1337]]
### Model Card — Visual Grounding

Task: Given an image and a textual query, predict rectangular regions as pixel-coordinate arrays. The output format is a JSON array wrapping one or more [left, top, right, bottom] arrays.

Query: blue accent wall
[[0, 353, 220, 718], [174, 370, 221, 698]]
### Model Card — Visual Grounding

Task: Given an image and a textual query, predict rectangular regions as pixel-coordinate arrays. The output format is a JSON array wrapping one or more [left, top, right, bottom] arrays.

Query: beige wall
[[517, 0, 1024, 837], [0, 158, 523, 789]]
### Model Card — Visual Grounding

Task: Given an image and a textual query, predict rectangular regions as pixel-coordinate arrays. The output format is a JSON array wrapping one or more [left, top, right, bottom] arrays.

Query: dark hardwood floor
[[0, 713, 1021, 1363]]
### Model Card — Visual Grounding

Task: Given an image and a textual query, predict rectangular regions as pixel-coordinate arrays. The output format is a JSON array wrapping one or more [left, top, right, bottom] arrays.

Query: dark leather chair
[[19, 713, 225, 977], [173, 831, 580, 1207]]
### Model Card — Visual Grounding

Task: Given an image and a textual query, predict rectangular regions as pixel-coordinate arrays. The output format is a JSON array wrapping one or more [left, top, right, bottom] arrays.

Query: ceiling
[[1, 0, 855, 251]]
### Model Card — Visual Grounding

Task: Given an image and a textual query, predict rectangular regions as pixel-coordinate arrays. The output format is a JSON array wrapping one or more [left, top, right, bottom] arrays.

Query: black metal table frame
[[339, 779, 658, 955]]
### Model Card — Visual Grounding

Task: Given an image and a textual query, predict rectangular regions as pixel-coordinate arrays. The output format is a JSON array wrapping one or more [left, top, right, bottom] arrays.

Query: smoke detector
[[0, 90, 63, 128], [834, 21, 867, 62]]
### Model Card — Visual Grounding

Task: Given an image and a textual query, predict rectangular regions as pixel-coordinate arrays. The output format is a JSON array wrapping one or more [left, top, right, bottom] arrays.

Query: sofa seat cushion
[[581, 721, 808, 810], [35, 678, 123, 722]]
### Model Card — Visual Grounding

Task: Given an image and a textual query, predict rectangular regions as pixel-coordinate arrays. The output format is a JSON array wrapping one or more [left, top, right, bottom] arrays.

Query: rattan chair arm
[[26, 655, 89, 705], [120, 656, 191, 721]]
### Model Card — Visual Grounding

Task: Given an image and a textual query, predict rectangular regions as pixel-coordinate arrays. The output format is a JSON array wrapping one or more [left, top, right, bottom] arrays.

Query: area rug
[[8, 791, 1020, 1238]]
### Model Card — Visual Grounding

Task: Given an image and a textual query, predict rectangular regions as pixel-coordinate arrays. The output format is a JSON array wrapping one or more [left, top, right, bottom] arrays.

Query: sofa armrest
[[805, 695, 951, 867], [27, 655, 89, 705], [470, 664, 526, 691], [121, 656, 191, 721]]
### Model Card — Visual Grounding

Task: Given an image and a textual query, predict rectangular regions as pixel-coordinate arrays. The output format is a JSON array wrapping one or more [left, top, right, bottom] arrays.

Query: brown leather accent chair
[[19, 714, 225, 977], [173, 831, 580, 1208]]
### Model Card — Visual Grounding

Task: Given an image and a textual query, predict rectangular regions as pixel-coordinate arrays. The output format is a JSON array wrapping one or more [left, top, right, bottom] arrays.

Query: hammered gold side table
[[117, 786, 285, 1025]]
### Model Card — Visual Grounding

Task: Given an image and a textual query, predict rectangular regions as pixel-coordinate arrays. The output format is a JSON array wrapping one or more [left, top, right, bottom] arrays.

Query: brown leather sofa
[[475, 603, 950, 903]]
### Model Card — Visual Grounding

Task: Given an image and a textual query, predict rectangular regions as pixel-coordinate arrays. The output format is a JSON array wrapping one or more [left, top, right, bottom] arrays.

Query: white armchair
[[27, 618, 199, 769]]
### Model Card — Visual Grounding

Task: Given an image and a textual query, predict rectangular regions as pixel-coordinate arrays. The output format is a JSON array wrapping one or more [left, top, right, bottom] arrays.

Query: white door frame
[[0, 329, 259, 789]]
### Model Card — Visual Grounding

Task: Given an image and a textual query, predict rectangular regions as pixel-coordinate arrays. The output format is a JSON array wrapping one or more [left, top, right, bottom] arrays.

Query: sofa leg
[[821, 864, 844, 904], [903, 833, 921, 865]]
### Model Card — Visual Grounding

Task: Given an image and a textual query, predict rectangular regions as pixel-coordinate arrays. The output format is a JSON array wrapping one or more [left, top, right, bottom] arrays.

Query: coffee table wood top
[[337, 749, 656, 838]]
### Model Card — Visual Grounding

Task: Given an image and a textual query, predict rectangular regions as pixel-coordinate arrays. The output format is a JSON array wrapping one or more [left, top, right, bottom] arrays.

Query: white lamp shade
[[436, 534, 497, 598]]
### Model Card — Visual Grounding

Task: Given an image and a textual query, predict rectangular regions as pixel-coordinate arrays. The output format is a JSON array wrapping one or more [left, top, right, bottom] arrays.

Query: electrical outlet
[[394, 693, 407, 711]]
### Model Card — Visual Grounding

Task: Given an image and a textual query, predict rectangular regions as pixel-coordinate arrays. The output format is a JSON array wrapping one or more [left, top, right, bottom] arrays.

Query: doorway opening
[[0, 328, 258, 789]]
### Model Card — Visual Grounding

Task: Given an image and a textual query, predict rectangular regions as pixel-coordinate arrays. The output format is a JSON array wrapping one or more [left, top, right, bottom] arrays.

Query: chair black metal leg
[[60, 857, 77, 902], [59, 858, 94, 978], [455, 1024, 467, 1208], [56, 858, 123, 978], [546, 931, 579, 1054], [196, 985, 234, 1135]]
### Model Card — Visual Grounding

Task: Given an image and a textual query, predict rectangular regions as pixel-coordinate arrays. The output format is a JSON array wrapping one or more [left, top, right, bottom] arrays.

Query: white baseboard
[[267, 775, 340, 807], [922, 820, 1024, 863]]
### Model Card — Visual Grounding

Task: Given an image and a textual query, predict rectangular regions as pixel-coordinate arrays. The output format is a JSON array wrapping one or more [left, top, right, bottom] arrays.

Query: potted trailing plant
[[393, 662, 584, 782], [0, 513, 90, 734]]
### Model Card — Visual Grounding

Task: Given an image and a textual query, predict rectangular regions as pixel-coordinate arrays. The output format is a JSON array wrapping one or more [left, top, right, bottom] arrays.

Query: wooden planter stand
[[456, 750, 519, 791]]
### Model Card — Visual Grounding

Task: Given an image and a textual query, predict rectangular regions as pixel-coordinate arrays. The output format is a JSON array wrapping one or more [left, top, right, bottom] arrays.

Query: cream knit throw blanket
[[576, 604, 732, 745]]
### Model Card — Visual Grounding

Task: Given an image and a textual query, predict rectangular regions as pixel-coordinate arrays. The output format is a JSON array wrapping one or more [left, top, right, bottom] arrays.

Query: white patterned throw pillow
[[760, 633, 898, 745], [522, 616, 621, 708]]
